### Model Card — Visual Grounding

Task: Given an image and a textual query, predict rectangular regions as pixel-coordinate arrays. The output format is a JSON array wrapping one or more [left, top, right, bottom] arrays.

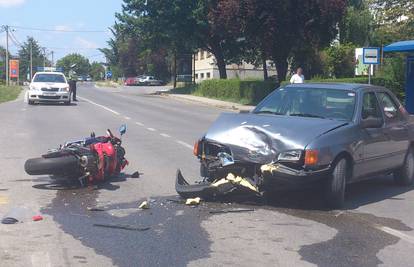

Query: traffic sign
[[106, 71, 113, 79], [363, 47, 380, 65]]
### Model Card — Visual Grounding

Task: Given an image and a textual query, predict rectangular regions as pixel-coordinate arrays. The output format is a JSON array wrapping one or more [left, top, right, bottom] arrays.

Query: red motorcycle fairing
[[90, 141, 118, 182]]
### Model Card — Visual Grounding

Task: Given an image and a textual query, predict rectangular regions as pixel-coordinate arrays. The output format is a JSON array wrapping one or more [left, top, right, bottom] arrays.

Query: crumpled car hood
[[204, 113, 347, 164]]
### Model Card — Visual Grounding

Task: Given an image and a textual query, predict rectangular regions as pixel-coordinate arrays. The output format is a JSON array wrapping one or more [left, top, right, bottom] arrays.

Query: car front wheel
[[325, 158, 347, 209], [394, 149, 414, 186]]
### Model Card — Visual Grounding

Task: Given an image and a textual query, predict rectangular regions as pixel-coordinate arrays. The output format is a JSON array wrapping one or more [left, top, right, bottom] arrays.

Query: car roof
[[34, 72, 65, 76], [284, 83, 380, 92]]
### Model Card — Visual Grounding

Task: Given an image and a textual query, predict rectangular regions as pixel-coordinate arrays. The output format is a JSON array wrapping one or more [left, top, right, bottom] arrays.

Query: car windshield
[[33, 74, 66, 83], [254, 87, 356, 121]]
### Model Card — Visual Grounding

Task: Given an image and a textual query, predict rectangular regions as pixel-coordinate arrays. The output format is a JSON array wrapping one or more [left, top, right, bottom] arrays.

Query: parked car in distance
[[139, 76, 163, 86], [124, 77, 139, 86], [190, 83, 414, 208], [28, 72, 71, 105]]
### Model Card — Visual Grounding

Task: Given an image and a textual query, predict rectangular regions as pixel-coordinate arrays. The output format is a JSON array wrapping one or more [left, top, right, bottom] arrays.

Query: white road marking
[[147, 127, 157, 132], [160, 133, 171, 138], [376, 225, 414, 244], [176, 140, 193, 150], [31, 251, 51, 267], [136, 122, 145, 126], [124, 116, 131, 120], [78, 96, 121, 116], [23, 91, 29, 103]]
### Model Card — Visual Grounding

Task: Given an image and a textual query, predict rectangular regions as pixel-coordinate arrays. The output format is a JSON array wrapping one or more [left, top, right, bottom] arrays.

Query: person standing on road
[[290, 67, 305, 84], [68, 73, 77, 102]]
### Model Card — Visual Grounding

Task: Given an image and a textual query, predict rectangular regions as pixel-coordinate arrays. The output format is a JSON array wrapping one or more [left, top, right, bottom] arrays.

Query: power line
[[10, 25, 107, 33], [46, 47, 101, 50], [9, 31, 23, 47]]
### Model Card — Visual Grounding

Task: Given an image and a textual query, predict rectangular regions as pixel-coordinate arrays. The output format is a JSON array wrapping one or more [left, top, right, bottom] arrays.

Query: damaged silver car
[[176, 83, 414, 208]]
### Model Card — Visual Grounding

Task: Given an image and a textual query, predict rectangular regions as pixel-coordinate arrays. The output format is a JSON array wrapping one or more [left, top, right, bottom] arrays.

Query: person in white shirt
[[290, 67, 305, 84]]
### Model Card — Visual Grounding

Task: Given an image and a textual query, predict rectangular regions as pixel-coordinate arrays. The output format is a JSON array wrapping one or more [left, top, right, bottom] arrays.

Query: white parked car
[[138, 76, 163, 86], [28, 72, 71, 105]]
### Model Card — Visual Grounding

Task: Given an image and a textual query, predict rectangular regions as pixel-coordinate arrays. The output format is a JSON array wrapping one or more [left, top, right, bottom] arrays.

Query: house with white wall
[[193, 50, 277, 83]]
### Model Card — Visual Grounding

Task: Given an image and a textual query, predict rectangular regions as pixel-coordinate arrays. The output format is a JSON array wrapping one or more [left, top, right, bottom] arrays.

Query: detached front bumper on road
[[176, 163, 332, 200]]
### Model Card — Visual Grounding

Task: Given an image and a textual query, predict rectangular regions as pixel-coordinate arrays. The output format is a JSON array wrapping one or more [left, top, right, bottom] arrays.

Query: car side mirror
[[361, 117, 383, 128], [119, 124, 127, 136]]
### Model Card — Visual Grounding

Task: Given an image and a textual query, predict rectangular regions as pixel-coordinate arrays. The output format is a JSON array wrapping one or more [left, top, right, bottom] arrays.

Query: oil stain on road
[[38, 180, 212, 267]]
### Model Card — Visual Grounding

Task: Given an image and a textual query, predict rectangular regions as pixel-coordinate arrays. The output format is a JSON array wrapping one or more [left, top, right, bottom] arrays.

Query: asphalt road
[[1, 82, 414, 267]]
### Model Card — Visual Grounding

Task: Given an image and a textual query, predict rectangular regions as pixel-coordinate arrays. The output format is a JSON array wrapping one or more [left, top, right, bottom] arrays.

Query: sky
[[0, 0, 123, 63]]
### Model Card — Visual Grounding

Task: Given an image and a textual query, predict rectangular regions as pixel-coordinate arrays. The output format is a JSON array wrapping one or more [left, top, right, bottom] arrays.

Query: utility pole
[[42, 47, 47, 68], [4, 25, 9, 86], [51, 51, 54, 67], [29, 42, 33, 80]]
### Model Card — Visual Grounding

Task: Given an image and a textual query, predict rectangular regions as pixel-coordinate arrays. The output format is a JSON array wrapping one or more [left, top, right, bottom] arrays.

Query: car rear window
[[33, 74, 66, 83]]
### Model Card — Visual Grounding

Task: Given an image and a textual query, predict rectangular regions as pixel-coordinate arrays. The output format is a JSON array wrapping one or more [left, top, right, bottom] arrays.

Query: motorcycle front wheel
[[25, 156, 79, 176]]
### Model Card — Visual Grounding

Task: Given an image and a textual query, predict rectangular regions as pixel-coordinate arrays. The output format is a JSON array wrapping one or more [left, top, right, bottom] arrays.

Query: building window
[[200, 51, 205, 60], [194, 52, 198, 61], [207, 72, 211, 79], [195, 73, 199, 79], [200, 73, 204, 79]]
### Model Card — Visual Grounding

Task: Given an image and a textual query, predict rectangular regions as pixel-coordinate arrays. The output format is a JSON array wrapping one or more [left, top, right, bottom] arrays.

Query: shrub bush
[[193, 79, 278, 105]]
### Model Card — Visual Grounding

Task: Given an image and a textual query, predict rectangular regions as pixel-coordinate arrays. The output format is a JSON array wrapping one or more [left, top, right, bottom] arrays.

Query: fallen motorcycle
[[25, 125, 128, 186]]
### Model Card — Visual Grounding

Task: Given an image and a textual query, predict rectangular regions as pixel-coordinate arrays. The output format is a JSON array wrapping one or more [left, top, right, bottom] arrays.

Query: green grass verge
[[0, 86, 22, 104]]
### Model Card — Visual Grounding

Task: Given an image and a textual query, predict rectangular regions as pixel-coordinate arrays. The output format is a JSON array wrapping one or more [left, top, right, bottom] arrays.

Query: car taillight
[[305, 150, 318, 165], [193, 141, 201, 156]]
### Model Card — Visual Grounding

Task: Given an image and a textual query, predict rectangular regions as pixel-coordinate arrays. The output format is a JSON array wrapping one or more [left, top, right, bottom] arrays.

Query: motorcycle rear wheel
[[25, 156, 79, 176]]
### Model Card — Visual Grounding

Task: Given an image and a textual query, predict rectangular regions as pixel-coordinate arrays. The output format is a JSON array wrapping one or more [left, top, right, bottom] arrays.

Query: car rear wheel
[[28, 100, 34, 105], [325, 158, 347, 209], [394, 149, 414, 186]]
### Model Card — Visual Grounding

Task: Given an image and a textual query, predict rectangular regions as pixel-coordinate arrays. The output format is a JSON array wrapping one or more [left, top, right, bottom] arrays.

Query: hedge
[[192, 79, 278, 105]]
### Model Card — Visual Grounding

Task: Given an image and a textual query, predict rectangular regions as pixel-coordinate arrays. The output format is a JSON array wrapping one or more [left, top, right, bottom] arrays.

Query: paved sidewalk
[[164, 93, 255, 112]]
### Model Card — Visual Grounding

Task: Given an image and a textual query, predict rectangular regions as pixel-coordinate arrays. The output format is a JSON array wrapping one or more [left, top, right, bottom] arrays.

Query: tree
[[369, 0, 414, 44], [220, 0, 347, 81], [90, 62, 105, 80], [0, 46, 9, 80], [339, 3, 372, 46], [325, 43, 356, 78], [56, 54, 91, 77], [117, 0, 246, 80], [18, 37, 48, 81]]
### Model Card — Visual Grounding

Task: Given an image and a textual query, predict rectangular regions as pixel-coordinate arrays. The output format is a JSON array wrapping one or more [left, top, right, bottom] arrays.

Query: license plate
[[43, 93, 56, 96]]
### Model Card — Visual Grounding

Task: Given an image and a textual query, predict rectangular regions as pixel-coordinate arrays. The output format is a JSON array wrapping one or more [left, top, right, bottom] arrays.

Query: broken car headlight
[[278, 150, 302, 162]]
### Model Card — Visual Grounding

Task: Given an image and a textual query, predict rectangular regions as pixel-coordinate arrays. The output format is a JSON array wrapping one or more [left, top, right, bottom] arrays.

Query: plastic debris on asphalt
[[139, 201, 150, 209], [1, 217, 19, 224], [93, 223, 150, 231], [131, 171, 140, 178], [209, 208, 255, 214], [87, 207, 106, 212], [185, 197, 201, 206], [32, 215, 43, 222]]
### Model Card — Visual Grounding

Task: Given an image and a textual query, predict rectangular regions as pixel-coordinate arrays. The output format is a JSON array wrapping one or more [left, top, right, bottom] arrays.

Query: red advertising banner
[[9, 59, 19, 79]]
